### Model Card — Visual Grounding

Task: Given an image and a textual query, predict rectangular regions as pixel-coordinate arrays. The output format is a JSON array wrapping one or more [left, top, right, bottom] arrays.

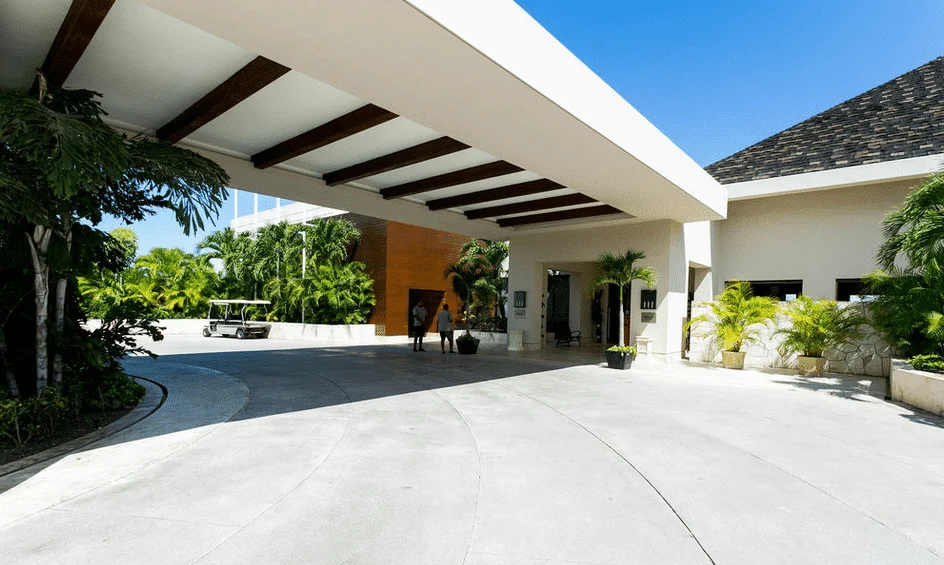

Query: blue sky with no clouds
[[100, 0, 944, 254]]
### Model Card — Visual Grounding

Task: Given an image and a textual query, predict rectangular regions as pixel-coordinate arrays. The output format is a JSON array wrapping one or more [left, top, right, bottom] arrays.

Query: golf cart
[[203, 300, 271, 339]]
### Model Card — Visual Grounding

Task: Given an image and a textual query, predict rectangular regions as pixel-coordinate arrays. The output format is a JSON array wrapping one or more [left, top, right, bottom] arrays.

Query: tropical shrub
[[687, 281, 778, 353], [908, 354, 944, 373], [445, 240, 509, 330], [867, 173, 944, 357], [607, 345, 637, 356], [776, 296, 870, 358], [0, 82, 227, 396]]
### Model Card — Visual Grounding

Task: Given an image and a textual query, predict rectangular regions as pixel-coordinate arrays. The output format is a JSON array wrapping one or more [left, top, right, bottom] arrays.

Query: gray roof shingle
[[705, 57, 944, 184]]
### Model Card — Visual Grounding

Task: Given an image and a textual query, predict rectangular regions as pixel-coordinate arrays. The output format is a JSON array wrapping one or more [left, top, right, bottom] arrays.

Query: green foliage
[[589, 250, 657, 295], [444, 240, 508, 331], [607, 345, 637, 356], [878, 173, 944, 271], [908, 354, 944, 373], [589, 249, 656, 345], [0, 83, 228, 395], [687, 280, 778, 352], [866, 173, 944, 357], [776, 296, 870, 358]]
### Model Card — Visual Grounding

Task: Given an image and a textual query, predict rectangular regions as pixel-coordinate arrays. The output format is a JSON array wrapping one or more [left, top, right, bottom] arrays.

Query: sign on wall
[[513, 291, 527, 308], [640, 289, 657, 310]]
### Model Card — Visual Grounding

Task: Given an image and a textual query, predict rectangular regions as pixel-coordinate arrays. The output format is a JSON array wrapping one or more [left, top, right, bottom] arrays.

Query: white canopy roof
[[1, 0, 727, 236]]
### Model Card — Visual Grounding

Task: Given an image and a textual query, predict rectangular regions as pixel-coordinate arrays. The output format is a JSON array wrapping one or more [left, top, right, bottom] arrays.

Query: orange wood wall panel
[[340, 214, 387, 329], [341, 214, 467, 336], [385, 221, 467, 336]]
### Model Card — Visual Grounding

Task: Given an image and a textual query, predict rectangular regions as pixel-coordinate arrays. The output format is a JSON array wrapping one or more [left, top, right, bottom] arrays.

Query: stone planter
[[605, 350, 635, 370], [797, 356, 827, 376], [722, 350, 746, 370], [456, 335, 480, 355]]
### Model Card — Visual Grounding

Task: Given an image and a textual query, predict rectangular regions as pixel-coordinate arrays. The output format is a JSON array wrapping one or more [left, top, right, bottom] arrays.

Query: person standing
[[437, 303, 455, 354], [412, 300, 427, 352]]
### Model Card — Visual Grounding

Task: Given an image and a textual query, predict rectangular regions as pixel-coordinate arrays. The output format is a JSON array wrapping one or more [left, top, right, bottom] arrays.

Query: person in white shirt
[[412, 300, 427, 352], [436, 303, 455, 354]]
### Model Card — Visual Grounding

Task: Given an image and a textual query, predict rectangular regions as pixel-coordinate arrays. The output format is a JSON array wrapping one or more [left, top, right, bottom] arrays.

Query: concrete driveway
[[1, 336, 943, 564]]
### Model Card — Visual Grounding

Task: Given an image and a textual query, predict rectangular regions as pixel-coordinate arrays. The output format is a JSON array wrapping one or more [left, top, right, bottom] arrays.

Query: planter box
[[722, 350, 746, 370], [605, 350, 635, 370], [891, 360, 944, 417], [797, 356, 827, 376], [456, 336, 480, 355]]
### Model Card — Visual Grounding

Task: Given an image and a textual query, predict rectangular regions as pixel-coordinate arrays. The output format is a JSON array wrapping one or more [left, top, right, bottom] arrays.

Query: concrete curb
[[0, 376, 166, 482]]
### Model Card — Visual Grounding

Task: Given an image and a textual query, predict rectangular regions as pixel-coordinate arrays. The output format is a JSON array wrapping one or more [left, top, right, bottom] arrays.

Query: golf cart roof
[[209, 300, 272, 305]]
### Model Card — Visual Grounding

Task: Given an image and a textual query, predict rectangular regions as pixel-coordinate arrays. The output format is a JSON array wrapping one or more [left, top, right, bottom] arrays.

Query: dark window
[[836, 279, 876, 302], [729, 280, 803, 301]]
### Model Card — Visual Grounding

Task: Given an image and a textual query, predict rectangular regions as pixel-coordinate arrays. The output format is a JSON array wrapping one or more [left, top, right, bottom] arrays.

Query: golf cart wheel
[[203, 328, 211, 338], [236, 329, 246, 339]]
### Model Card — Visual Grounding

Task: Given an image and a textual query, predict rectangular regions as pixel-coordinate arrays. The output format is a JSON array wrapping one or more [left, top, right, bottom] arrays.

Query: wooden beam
[[157, 56, 290, 143], [381, 161, 523, 200], [252, 104, 397, 169], [426, 179, 563, 211], [40, 0, 117, 89], [323, 136, 469, 186], [465, 193, 596, 220], [497, 205, 623, 227]]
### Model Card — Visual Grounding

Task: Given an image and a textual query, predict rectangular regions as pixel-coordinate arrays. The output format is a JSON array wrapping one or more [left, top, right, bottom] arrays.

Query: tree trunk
[[52, 226, 73, 385], [26, 225, 52, 395], [0, 329, 20, 398], [618, 285, 626, 346]]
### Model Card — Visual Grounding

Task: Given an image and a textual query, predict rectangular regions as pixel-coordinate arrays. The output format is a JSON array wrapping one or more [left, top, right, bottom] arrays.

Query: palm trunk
[[618, 285, 626, 346], [26, 225, 53, 395], [52, 224, 73, 385], [0, 329, 20, 398]]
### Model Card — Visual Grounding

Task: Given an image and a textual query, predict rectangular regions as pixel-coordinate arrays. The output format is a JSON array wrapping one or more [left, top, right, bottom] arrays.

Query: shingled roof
[[705, 57, 944, 184]]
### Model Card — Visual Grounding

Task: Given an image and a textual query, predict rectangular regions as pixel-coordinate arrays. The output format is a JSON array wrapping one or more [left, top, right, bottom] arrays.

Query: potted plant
[[777, 295, 869, 376], [589, 249, 656, 365], [605, 345, 637, 370], [444, 246, 495, 355], [686, 281, 778, 369]]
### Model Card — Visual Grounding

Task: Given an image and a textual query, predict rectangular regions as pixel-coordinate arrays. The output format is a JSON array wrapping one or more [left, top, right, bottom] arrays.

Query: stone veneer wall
[[688, 302, 895, 377]]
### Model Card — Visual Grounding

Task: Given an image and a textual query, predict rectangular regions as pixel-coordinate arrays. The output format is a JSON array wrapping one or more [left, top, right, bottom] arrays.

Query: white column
[[253, 193, 259, 233], [276, 197, 281, 223], [233, 189, 239, 220], [507, 257, 546, 351]]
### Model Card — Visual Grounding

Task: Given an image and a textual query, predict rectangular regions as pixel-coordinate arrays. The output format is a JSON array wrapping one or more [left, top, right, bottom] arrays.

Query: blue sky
[[101, 0, 944, 255]]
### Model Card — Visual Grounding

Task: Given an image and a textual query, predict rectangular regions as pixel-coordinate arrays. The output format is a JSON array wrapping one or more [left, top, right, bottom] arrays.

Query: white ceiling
[[2, 0, 728, 234]]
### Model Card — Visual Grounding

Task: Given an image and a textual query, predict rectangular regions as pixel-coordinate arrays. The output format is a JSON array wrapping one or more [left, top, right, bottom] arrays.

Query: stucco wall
[[713, 180, 915, 299], [508, 219, 694, 358]]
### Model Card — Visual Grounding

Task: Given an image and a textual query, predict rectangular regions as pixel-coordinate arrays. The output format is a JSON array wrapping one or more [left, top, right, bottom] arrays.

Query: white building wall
[[712, 180, 915, 299], [508, 220, 697, 359]]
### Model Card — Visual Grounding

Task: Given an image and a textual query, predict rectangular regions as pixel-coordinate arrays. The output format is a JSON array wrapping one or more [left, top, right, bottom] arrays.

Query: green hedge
[[908, 354, 944, 374]]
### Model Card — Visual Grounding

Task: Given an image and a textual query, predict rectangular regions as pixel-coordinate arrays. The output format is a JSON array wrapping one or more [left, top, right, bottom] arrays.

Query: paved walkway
[[1, 336, 943, 564]]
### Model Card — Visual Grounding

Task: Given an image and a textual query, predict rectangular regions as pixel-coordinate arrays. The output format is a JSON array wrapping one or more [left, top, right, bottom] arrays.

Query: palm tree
[[589, 250, 656, 346], [0, 82, 228, 393], [878, 173, 944, 271], [687, 281, 778, 353], [445, 244, 497, 331]]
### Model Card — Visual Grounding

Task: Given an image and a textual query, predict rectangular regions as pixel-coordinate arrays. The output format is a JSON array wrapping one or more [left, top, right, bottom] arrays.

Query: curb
[[0, 376, 167, 481]]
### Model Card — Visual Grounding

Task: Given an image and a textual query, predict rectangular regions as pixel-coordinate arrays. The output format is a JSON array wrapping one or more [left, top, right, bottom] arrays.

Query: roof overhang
[[725, 153, 944, 201], [2, 0, 727, 234]]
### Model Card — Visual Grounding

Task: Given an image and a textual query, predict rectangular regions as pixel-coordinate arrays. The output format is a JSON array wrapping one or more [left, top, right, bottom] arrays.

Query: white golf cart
[[203, 299, 272, 339]]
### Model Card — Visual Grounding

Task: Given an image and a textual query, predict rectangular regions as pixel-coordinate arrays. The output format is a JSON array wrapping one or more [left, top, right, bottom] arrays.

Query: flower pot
[[456, 336, 480, 355], [797, 356, 827, 376], [721, 350, 746, 370], [605, 350, 635, 370]]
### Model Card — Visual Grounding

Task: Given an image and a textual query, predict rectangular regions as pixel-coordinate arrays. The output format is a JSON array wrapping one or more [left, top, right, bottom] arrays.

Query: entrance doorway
[[546, 273, 571, 333]]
